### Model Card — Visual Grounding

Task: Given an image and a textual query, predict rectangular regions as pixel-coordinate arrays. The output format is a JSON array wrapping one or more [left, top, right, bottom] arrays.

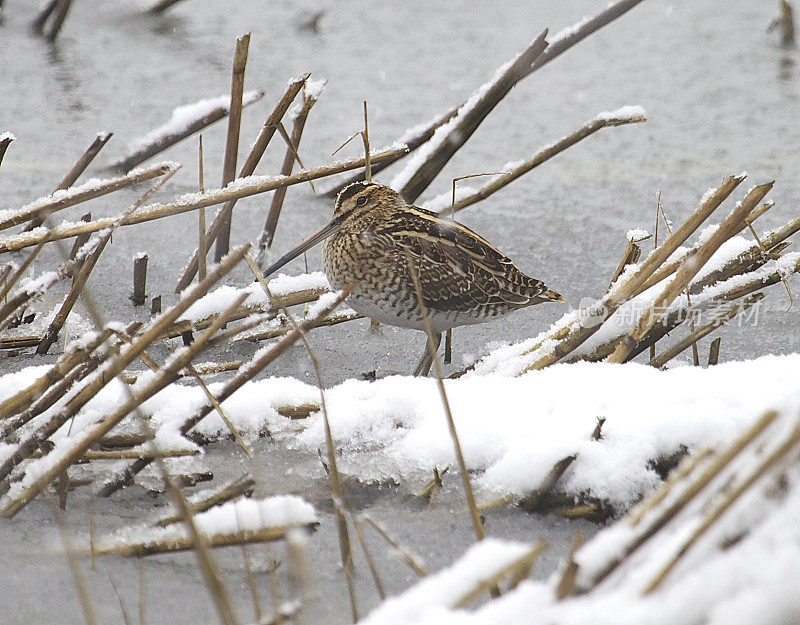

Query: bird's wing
[[380, 205, 548, 312]]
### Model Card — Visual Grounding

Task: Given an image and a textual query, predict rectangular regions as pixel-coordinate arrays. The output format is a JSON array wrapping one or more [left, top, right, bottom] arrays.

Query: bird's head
[[261, 181, 401, 279]]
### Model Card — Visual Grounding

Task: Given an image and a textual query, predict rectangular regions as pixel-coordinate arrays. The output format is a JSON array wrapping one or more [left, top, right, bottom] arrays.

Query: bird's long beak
[[261, 214, 343, 278]]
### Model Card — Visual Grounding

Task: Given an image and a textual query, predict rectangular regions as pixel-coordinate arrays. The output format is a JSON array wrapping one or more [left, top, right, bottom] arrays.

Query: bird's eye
[[356, 196, 367, 206]]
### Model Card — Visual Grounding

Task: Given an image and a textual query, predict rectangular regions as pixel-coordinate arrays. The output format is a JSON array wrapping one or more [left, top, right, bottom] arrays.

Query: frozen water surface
[[1, 0, 799, 623]]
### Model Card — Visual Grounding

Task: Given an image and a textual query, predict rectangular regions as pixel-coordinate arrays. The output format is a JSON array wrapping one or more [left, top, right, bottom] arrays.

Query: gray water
[[0, 0, 798, 623]]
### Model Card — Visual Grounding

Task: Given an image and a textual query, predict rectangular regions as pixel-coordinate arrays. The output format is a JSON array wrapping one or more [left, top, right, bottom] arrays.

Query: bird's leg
[[413, 332, 442, 377]]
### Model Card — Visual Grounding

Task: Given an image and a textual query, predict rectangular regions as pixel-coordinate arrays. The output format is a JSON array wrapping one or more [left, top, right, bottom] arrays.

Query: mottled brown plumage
[[262, 180, 563, 374], [321, 181, 563, 333]]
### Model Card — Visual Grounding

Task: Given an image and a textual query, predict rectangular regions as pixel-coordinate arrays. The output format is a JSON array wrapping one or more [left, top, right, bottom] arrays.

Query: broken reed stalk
[[643, 415, 800, 595], [241, 310, 362, 342], [354, 516, 387, 599], [399, 30, 548, 203], [0, 329, 112, 431], [648, 294, 764, 368], [25, 132, 113, 231], [0, 246, 250, 486], [157, 285, 327, 340], [0, 146, 408, 255], [37, 165, 181, 353], [244, 254, 359, 622], [35, 235, 110, 355], [257, 83, 323, 257], [579, 410, 779, 592], [441, 112, 646, 216], [111, 90, 264, 172], [362, 101, 372, 182], [0, 290, 249, 518], [0, 234, 103, 334], [45, 0, 74, 42], [606, 181, 773, 363], [608, 238, 643, 291], [214, 33, 251, 261], [328, 0, 646, 198], [0, 133, 14, 168], [0, 240, 46, 303], [405, 251, 486, 543], [132, 254, 148, 305], [0, 161, 176, 233], [68, 213, 92, 261], [32, 0, 57, 31], [147, 0, 186, 14], [96, 286, 353, 496], [636, 200, 775, 294], [515, 173, 746, 374], [94, 524, 314, 557], [708, 337, 721, 365], [153, 475, 255, 527], [176, 76, 309, 290]]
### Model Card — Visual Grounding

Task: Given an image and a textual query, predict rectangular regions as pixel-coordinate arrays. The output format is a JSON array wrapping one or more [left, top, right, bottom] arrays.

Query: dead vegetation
[[1, 0, 799, 623]]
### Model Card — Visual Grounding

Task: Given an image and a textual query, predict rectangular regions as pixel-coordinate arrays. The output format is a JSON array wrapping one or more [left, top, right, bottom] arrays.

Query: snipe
[[262, 181, 564, 375]]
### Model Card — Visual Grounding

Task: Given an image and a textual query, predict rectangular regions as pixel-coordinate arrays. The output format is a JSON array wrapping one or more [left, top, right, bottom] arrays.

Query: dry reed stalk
[[0, 235, 102, 333], [147, 0, 186, 14], [0, 161, 175, 232], [186, 363, 252, 457], [214, 33, 251, 261], [120, 360, 242, 384], [83, 448, 198, 460], [555, 532, 586, 600], [606, 182, 773, 363], [198, 135, 207, 281], [244, 254, 359, 622], [132, 254, 148, 305], [707, 337, 721, 365], [94, 523, 316, 557], [0, 147, 407, 256], [111, 90, 264, 172], [608, 238, 643, 291], [46, 494, 99, 625], [256, 83, 323, 257], [578, 410, 779, 592], [358, 515, 428, 578], [68, 213, 92, 261], [44, 0, 74, 42], [634, 201, 774, 294], [153, 475, 256, 527], [0, 240, 46, 302], [97, 286, 353, 495], [0, 330, 112, 432], [442, 113, 646, 216], [0, 264, 12, 289], [240, 310, 362, 342], [25, 132, 113, 231], [515, 174, 746, 375], [36, 236, 110, 355], [0, 133, 14, 168], [354, 516, 387, 600], [157, 286, 327, 340], [399, 31, 548, 203], [37, 166, 181, 354], [519, 455, 577, 513], [0, 246, 250, 485], [452, 540, 547, 609], [405, 252, 486, 543], [0, 291, 248, 518], [642, 414, 800, 594], [648, 293, 764, 368], [32, 0, 57, 31], [329, 0, 646, 198], [176, 75, 309, 291]]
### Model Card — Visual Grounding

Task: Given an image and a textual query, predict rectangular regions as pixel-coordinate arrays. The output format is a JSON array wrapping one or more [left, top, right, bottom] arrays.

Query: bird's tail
[[538, 288, 565, 303]]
